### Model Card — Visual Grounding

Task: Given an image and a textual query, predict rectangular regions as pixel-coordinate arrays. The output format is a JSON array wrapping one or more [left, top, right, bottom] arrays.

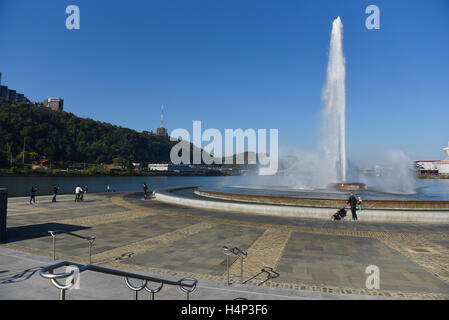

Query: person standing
[[357, 196, 363, 211], [347, 193, 358, 221], [107, 185, 110, 193], [143, 183, 148, 199], [29, 186, 37, 205], [75, 185, 83, 202], [52, 185, 59, 203], [83, 185, 88, 194]]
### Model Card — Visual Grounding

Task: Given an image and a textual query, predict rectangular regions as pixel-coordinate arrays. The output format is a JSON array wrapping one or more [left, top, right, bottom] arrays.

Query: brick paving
[[1, 191, 449, 299]]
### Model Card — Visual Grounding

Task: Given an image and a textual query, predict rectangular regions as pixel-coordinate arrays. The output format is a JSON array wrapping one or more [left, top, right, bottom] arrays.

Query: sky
[[0, 0, 448, 164]]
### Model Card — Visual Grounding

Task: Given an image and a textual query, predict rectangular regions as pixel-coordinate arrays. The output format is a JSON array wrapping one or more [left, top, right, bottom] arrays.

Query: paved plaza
[[1, 191, 449, 299]]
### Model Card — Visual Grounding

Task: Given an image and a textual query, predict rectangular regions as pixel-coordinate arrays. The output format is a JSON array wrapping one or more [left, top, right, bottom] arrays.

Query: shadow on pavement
[[3, 223, 90, 244]]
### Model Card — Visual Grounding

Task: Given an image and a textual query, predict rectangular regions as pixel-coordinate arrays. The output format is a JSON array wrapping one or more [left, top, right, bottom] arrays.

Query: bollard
[[0, 188, 7, 242]]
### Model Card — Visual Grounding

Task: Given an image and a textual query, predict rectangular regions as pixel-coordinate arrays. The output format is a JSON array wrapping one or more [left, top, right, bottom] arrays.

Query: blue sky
[[1, 0, 448, 163]]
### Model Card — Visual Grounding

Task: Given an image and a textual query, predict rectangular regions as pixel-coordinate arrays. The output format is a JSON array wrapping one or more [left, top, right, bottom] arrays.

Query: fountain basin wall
[[154, 187, 449, 223], [196, 189, 449, 210]]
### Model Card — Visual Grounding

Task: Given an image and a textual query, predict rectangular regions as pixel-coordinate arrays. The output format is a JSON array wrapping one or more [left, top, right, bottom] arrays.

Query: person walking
[[143, 183, 148, 199], [83, 185, 88, 194], [357, 196, 363, 211], [347, 193, 358, 221], [29, 186, 37, 205], [52, 185, 59, 203], [75, 185, 83, 202], [107, 185, 110, 193]]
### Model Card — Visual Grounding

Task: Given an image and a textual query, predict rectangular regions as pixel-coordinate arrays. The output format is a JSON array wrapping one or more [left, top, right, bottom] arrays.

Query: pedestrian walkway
[[1, 192, 449, 299]]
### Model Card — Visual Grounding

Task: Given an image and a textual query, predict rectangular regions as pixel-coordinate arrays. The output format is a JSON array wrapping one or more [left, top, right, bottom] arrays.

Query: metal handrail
[[49, 231, 96, 264], [40, 260, 198, 300], [222, 246, 248, 285]]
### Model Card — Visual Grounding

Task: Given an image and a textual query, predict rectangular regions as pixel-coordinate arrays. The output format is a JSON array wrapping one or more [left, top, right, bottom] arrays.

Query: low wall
[[154, 187, 449, 224]]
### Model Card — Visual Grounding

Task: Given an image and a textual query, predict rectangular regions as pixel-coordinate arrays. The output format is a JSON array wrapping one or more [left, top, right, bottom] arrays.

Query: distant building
[[415, 160, 440, 174], [16, 93, 25, 103], [0, 72, 29, 103], [156, 105, 168, 137], [415, 142, 449, 175], [156, 126, 167, 137], [43, 98, 64, 111], [148, 163, 205, 173], [0, 85, 7, 101], [7, 89, 16, 102], [436, 161, 449, 174]]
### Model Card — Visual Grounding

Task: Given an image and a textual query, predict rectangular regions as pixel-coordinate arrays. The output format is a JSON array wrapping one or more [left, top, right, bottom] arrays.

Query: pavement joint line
[[53, 208, 156, 227], [227, 229, 291, 282]]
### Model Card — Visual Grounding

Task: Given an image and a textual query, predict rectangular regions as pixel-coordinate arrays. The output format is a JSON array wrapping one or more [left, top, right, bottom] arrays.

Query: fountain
[[322, 17, 365, 191], [322, 16, 347, 184], [153, 17, 449, 223]]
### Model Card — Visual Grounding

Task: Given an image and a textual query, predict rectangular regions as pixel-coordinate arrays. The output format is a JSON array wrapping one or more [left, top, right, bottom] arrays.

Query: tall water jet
[[322, 16, 347, 182]]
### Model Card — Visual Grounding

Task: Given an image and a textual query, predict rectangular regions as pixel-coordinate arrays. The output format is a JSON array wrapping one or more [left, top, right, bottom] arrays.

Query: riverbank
[[0, 170, 231, 178], [418, 174, 449, 179]]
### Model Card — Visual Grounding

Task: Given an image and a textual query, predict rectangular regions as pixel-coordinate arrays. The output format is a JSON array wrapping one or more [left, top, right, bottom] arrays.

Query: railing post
[[179, 278, 197, 301], [49, 231, 57, 260], [88, 238, 95, 264], [60, 288, 66, 300], [125, 277, 147, 300], [145, 282, 163, 300], [222, 246, 232, 286], [240, 255, 244, 283], [53, 236, 56, 260]]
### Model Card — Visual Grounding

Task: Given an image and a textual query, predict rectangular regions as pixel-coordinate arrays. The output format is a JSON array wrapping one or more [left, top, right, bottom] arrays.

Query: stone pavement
[[1, 191, 449, 300]]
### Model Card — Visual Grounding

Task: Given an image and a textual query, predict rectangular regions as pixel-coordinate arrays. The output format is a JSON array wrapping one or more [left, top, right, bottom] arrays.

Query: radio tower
[[161, 105, 164, 127], [156, 105, 168, 137]]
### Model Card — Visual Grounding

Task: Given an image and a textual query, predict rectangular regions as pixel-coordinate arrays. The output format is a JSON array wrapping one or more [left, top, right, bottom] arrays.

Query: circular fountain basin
[[153, 186, 449, 223], [195, 188, 449, 210]]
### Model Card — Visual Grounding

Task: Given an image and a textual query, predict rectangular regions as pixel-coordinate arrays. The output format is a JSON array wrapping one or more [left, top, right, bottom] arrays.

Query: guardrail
[[48, 231, 96, 264], [40, 260, 198, 300], [222, 246, 247, 285]]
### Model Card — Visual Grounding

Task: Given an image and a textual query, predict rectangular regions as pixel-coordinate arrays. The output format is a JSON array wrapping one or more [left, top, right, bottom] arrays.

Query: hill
[[0, 101, 176, 168]]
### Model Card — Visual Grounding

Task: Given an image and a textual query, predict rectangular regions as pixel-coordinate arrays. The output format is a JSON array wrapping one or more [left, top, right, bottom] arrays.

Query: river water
[[1, 175, 448, 201], [0, 176, 233, 197]]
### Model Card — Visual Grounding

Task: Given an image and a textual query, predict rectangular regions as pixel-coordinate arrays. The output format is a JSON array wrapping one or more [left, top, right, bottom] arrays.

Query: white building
[[148, 163, 205, 173], [437, 161, 449, 174], [415, 142, 449, 175], [415, 160, 439, 172]]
